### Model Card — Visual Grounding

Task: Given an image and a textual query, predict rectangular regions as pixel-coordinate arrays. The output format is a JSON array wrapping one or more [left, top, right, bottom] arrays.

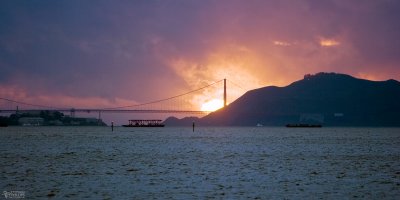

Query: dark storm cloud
[[0, 1, 211, 101], [348, 1, 400, 64]]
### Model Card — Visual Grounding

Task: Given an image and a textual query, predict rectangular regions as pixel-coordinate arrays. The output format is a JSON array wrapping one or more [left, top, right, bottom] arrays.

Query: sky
[[1, 0, 400, 122]]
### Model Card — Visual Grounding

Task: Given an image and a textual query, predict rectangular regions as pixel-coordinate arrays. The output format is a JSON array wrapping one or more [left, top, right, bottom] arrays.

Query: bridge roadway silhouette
[[0, 79, 244, 116], [0, 108, 209, 115]]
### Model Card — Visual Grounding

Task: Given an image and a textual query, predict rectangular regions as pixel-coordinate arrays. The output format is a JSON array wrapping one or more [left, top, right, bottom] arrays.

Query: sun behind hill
[[201, 99, 224, 112]]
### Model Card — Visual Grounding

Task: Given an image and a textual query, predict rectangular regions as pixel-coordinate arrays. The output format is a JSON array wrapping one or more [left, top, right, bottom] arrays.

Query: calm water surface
[[1, 127, 399, 199]]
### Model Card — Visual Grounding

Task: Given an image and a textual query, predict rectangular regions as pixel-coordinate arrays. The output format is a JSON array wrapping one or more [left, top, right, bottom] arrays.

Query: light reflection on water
[[1, 127, 399, 199]]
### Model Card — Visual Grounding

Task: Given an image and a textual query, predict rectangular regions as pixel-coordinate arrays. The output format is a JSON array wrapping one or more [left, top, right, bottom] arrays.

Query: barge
[[122, 119, 165, 127]]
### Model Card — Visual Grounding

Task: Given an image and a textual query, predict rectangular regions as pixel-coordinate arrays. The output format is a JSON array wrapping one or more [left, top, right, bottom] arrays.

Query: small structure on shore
[[122, 119, 165, 127]]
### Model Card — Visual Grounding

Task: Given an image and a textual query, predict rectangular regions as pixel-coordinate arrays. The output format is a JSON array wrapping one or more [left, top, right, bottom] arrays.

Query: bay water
[[1, 127, 399, 199]]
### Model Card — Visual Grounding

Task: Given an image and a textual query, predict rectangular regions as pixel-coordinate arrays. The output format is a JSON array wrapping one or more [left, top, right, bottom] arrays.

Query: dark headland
[[165, 72, 400, 127]]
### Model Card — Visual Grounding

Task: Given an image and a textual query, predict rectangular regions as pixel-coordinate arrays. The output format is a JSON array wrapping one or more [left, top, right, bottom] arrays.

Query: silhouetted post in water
[[224, 78, 227, 107], [192, 121, 195, 132], [98, 111, 101, 126], [111, 121, 114, 132]]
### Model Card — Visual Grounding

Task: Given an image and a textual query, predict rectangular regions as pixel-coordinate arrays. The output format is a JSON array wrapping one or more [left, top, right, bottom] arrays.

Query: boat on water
[[286, 124, 322, 128], [122, 119, 165, 127]]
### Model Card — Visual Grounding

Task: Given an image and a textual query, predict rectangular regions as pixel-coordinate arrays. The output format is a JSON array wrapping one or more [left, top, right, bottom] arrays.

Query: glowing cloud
[[273, 40, 291, 46], [1, 0, 400, 122], [167, 44, 265, 110], [319, 38, 340, 47]]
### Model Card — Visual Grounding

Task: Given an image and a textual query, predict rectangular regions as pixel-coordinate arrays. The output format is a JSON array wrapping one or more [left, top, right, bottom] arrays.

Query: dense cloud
[[1, 0, 399, 109]]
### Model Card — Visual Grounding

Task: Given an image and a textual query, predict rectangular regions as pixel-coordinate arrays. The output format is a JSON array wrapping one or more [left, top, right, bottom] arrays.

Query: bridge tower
[[224, 78, 227, 107]]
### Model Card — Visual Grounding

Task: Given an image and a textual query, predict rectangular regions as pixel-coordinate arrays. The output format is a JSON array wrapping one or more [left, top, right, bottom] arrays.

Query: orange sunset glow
[[200, 99, 224, 112], [0, 0, 399, 125], [1, 2, 400, 199]]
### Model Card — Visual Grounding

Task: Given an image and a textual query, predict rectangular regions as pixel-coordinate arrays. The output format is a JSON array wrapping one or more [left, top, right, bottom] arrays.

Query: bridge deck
[[0, 109, 209, 114]]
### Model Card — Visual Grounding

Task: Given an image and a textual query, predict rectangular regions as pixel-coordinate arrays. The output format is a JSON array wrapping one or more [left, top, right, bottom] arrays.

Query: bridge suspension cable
[[0, 97, 63, 110], [227, 79, 248, 92], [0, 79, 228, 114], [101, 79, 225, 110]]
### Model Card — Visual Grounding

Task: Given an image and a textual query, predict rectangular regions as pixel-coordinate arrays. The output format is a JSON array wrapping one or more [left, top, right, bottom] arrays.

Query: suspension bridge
[[0, 79, 246, 118]]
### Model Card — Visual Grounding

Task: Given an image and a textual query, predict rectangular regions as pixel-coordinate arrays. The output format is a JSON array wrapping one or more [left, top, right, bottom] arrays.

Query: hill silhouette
[[163, 116, 199, 126], [166, 72, 400, 126]]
